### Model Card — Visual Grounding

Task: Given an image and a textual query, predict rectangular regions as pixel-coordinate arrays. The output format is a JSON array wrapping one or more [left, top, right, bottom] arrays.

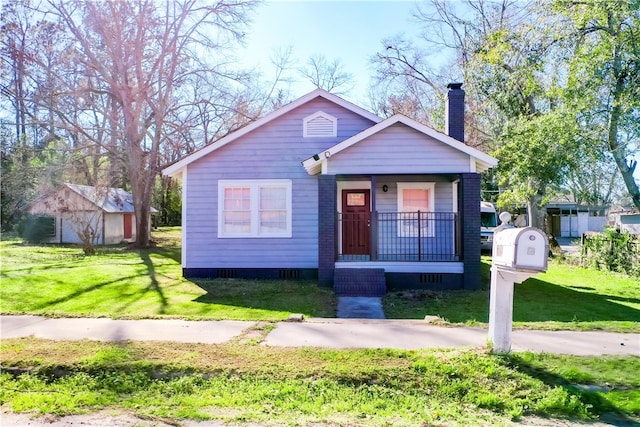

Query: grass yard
[[1, 230, 639, 426], [1, 228, 639, 331], [1, 338, 638, 426], [385, 257, 640, 332], [0, 228, 336, 321]]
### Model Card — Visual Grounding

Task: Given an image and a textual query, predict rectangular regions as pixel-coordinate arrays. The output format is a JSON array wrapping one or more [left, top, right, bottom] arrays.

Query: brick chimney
[[446, 82, 465, 143]]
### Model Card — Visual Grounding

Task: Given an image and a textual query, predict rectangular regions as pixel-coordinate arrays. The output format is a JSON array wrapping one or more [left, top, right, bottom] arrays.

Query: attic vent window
[[303, 111, 337, 138]]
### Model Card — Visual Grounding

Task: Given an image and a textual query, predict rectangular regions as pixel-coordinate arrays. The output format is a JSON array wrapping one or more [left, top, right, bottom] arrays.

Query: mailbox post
[[489, 226, 549, 353]]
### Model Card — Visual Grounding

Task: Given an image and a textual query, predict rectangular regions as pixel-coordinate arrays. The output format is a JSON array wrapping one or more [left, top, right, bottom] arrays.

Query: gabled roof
[[64, 183, 139, 213], [28, 183, 158, 214], [162, 88, 383, 178], [301, 114, 498, 175]]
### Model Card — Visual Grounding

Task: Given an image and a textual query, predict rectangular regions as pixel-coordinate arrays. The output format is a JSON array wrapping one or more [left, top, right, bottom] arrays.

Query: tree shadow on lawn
[[31, 275, 142, 311], [29, 250, 170, 316], [386, 277, 640, 325], [500, 353, 640, 426], [137, 251, 168, 314], [191, 279, 337, 318], [512, 277, 640, 324]]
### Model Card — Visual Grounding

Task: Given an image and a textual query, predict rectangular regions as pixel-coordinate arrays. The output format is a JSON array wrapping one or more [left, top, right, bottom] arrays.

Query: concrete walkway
[[1, 315, 638, 356], [336, 296, 385, 319]]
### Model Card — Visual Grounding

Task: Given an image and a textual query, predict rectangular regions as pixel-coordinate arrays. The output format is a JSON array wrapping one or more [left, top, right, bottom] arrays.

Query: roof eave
[[302, 158, 322, 175], [163, 165, 185, 180]]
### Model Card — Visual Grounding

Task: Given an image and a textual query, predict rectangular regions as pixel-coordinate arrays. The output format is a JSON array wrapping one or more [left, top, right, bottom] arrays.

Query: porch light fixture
[[383, 185, 388, 192], [312, 154, 320, 161]]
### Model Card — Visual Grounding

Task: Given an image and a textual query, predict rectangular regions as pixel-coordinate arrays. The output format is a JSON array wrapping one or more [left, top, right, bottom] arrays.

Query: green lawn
[[1, 228, 639, 331], [1, 230, 639, 426], [1, 339, 638, 426], [384, 257, 640, 332], [0, 228, 335, 320]]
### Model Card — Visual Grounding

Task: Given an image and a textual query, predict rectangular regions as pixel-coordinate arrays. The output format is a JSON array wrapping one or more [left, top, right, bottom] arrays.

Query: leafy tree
[[372, 0, 571, 228], [0, 128, 36, 230], [153, 176, 182, 227], [494, 108, 580, 227], [557, 0, 640, 209]]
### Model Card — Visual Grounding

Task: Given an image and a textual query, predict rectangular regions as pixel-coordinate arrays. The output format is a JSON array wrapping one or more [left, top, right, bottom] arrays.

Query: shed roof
[[64, 183, 158, 213], [64, 183, 134, 213]]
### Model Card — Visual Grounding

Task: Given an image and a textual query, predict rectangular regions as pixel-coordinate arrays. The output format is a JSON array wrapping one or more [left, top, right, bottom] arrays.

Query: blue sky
[[238, 0, 423, 104], [236, 1, 640, 182]]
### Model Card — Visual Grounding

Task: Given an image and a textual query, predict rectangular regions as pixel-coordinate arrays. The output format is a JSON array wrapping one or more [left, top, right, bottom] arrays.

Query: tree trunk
[[527, 193, 547, 231], [609, 56, 640, 209], [128, 156, 152, 248], [136, 198, 151, 247], [129, 172, 152, 248]]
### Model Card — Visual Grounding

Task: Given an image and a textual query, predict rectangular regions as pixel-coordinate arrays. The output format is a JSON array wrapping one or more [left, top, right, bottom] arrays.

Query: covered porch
[[318, 173, 478, 293], [338, 210, 460, 262]]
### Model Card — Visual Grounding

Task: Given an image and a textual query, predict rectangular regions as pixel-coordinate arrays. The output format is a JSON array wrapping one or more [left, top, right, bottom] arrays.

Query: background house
[[608, 209, 640, 235], [163, 86, 497, 294], [544, 200, 608, 238], [27, 183, 154, 244]]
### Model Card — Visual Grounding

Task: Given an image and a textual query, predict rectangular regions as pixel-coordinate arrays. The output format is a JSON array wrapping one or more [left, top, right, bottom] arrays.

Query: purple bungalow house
[[162, 84, 497, 295]]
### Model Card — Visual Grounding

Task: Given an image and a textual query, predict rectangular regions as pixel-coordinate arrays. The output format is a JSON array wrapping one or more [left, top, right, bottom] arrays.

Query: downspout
[[102, 212, 105, 245]]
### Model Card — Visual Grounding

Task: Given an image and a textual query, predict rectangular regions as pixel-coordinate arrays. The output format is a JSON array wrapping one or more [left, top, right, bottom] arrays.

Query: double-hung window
[[218, 180, 292, 238], [397, 182, 435, 237]]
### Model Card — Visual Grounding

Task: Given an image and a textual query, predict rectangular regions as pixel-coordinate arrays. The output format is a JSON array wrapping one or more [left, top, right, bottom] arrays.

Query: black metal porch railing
[[338, 211, 459, 262]]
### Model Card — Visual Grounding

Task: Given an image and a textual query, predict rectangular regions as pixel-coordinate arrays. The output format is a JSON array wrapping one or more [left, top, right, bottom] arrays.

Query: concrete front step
[[333, 268, 386, 297]]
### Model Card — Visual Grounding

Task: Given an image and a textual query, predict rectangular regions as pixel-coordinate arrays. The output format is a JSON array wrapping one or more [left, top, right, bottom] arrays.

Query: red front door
[[123, 214, 133, 239], [341, 190, 370, 255]]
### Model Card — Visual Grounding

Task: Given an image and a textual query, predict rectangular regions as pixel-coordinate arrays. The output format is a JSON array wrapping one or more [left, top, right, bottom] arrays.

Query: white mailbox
[[493, 227, 548, 272]]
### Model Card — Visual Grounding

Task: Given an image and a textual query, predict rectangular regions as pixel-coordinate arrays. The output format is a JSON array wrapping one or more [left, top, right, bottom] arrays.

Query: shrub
[[16, 214, 55, 243], [581, 228, 640, 277]]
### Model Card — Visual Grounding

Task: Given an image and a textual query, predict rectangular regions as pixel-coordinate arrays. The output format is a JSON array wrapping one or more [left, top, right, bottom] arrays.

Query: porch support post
[[460, 173, 481, 290], [318, 174, 337, 287], [370, 175, 377, 261]]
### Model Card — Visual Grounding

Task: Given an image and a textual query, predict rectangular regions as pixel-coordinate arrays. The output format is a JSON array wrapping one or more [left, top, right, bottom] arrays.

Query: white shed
[[27, 183, 155, 245]]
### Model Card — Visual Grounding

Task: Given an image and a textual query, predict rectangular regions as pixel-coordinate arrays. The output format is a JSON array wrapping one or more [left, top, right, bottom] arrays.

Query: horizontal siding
[[184, 98, 376, 269], [328, 123, 471, 175]]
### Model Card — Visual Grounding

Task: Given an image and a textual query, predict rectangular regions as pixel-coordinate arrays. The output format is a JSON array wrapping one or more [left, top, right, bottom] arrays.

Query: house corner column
[[318, 174, 337, 287], [460, 173, 481, 290]]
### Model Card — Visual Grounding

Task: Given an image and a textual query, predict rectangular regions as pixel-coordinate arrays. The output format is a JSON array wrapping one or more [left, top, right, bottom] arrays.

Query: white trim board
[[335, 261, 464, 274]]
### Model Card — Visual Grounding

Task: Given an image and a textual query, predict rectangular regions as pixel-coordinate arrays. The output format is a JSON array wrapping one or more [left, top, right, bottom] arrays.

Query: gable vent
[[303, 111, 337, 138]]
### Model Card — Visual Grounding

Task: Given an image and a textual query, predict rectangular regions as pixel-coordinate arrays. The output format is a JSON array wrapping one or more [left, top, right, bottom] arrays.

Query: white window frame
[[397, 182, 435, 238], [303, 111, 337, 138], [218, 179, 292, 238]]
